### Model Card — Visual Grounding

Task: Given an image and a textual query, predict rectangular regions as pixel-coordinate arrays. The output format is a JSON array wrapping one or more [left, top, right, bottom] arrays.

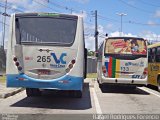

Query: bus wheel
[[157, 78, 160, 92], [97, 78, 100, 84], [130, 85, 137, 90], [26, 88, 41, 97], [69, 90, 82, 98], [99, 83, 105, 91]]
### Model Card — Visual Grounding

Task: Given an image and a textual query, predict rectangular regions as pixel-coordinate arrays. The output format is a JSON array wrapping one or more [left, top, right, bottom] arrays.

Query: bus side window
[[151, 48, 156, 62], [148, 48, 152, 62], [97, 42, 103, 61], [156, 47, 160, 62]]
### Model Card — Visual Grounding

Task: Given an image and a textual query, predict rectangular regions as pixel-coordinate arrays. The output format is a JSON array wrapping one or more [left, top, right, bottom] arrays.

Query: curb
[[89, 78, 96, 88], [0, 88, 25, 98]]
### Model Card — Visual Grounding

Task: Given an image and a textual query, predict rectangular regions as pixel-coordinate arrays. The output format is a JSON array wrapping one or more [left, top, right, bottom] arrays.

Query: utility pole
[[116, 13, 127, 36], [2, 0, 7, 50], [94, 10, 98, 53]]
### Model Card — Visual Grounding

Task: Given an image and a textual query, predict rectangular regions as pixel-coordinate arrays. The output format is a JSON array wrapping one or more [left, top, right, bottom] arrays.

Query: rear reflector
[[58, 80, 70, 84], [18, 78, 24, 81]]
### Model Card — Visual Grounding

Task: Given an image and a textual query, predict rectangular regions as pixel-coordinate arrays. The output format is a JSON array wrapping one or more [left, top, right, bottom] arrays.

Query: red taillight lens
[[143, 68, 148, 75], [15, 62, 19, 66], [102, 66, 106, 73], [13, 57, 17, 62], [103, 69, 106, 73], [71, 59, 76, 64]]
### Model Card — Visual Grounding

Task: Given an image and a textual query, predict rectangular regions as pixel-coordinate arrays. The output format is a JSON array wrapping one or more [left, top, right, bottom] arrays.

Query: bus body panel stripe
[[116, 59, 120, 78], [6, 74, 83, 90], [105, 62, 108, 73], [112, 58, 116, 78], [108, 57, 112, 77]]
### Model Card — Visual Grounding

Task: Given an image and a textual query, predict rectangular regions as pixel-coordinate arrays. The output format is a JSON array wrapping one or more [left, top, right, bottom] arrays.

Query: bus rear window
[[15, 16, 77, 46], [105, 38, 147, 55]]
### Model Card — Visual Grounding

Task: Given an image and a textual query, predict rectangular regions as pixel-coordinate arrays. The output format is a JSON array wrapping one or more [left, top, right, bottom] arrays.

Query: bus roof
[[148, 42, 160, 48], [105, 37, 145, 40], [14, 12, 79, 18]]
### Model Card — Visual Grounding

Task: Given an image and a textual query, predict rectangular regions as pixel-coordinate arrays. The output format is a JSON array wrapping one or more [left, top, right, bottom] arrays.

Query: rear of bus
[[97, 37, 148, 87], [6, 13, 86, 97]]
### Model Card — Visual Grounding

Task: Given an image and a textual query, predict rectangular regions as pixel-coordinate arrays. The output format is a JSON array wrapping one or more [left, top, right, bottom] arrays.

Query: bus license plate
[[38, 70, 50, 75]]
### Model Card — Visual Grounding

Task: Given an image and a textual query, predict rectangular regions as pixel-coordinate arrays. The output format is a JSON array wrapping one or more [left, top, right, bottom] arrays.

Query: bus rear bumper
[[6, 74, 83, 91], [101, 76, 147, 85]]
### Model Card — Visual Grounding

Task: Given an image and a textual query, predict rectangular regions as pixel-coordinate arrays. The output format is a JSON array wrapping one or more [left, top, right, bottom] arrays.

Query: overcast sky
[[0, 0, 160, 50]]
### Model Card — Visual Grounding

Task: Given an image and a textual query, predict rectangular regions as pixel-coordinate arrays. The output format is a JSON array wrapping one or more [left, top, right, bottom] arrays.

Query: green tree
[[87, 49, 95, 56]]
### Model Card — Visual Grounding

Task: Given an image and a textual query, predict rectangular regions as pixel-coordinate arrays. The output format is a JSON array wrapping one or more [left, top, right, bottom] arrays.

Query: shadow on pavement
[[100, 84, 150, 95], [147, 84, 158, 91], [11, 83, 92, 110]]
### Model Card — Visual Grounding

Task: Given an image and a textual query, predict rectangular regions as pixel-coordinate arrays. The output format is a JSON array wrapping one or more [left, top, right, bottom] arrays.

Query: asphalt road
[[0, 79, 160, 120]]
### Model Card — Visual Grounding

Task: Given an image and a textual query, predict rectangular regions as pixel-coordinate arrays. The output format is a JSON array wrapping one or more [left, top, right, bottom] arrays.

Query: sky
[[0, 0, 160, 50]]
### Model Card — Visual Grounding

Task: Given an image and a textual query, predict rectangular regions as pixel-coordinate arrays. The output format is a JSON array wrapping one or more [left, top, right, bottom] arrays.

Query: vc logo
[[51, 53, 67, 64]]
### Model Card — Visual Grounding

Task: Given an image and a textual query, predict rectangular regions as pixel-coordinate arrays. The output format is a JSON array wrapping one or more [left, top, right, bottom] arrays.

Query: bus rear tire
[[130, 85, 137, 90], [26, 88, 41, 97], [99, 83, 105, 91]]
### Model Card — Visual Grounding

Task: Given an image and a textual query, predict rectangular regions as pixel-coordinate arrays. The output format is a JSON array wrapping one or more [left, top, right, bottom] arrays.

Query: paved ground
[[0, 82, 24, 98], [0, 78, 160, 120]]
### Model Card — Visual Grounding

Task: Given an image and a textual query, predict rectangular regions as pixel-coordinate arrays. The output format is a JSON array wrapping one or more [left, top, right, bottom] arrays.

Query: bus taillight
[[102, 66, 106, 73], [15, 62, 20, 66], [13, 57, 18, 62], [66, 59, 76, 73], [13, 57, 23, 71], [143, 68, 148, 75], [71, 59, 76, 64]]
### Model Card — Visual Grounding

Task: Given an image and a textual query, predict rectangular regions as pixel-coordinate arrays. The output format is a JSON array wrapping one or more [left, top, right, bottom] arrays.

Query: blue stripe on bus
[[105, 62, 108, 72], [6, 74, 83, 90], [105, 56, 109, 72]]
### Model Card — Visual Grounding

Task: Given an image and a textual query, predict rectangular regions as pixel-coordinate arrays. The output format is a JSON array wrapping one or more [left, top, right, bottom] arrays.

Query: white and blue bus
[[97, 37, 148, 89], [6, 13, 87, 98]]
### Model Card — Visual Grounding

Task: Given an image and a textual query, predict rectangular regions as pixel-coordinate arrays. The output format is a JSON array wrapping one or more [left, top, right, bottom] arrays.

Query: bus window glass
[[148, 48, 152, 62], [156, 47, 160, 55], [156, 47, 160, 62], [152, 48, 156, 54], [15, 17, 77, 46], [151, 48, 156, 62]]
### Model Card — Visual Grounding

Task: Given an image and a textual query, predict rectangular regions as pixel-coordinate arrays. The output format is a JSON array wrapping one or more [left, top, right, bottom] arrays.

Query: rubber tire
[[130, 85, 137, 90], [99, 83, 105, 91], [26, 88, 41, 97], [69, 90, 82, 98], [157, 78, 160, 92], [97, 78, 99, 84]]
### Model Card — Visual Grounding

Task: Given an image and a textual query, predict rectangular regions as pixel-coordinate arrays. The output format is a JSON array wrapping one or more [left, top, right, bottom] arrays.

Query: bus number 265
[[37, 56, 51, 62]]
